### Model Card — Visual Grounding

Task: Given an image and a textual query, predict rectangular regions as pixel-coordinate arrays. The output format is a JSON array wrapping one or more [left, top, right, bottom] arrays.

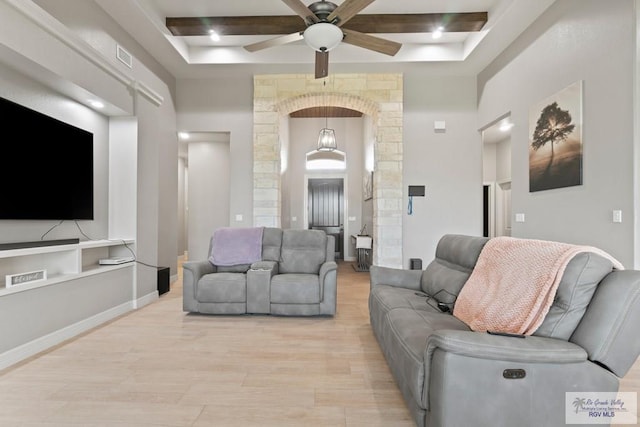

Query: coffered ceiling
[[94, 0, 556, 79]]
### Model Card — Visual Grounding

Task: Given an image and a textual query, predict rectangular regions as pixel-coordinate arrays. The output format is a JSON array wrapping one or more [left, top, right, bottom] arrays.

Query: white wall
[[280, 115, 291, 230], [483, 143, 497, 182], [495, 139, 511, 183], [478, 0, 636, 267], [403, 75, 482, 267], [187, 138, 231, 261], [109, 117, 137, 240], [361, 115, 375, 238], [177, 78, 254, 231], [177, 157, 187, 257]]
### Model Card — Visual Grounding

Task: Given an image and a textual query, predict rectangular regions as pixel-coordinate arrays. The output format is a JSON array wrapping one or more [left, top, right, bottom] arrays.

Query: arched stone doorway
[[252, 74, 403, 268]]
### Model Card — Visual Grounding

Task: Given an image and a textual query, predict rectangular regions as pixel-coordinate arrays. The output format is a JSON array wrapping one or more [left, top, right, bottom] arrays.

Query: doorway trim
[[483, 182, 495, 237], [304, 173, 351, 261]]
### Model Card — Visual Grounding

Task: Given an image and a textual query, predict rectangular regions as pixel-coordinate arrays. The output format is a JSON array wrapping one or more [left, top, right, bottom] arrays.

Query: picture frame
[[363, 171, 373, 201], [528, 81, 583, 192]]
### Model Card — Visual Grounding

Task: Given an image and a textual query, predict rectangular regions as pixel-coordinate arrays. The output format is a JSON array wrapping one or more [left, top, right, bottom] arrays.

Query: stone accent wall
[[253, 74, 403, 268]]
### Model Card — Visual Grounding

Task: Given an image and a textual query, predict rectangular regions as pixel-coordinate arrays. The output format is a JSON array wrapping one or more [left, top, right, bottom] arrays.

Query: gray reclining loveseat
[[370, 234, 640, 427], [183, 227, 337, 316]]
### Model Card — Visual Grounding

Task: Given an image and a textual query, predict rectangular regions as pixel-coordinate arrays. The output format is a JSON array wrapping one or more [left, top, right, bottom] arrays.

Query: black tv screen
[[0, 96, 94, 220]]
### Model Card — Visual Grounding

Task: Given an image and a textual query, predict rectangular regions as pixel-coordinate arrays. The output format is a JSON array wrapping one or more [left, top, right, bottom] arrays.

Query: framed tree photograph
[[529, 81, 583, 192], [363, 171, 373, 201]]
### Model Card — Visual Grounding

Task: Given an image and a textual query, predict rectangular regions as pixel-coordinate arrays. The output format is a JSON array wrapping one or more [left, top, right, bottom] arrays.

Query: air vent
[[116, 44, 132, 68]]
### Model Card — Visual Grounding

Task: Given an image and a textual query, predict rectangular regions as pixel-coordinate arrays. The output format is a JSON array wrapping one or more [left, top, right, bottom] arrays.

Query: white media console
[[0, 239, 135, 295], [0, 239, 137, 370]]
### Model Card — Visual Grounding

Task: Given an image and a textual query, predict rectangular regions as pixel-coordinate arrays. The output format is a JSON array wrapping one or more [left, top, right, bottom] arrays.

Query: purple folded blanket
[[209, 227, 264, 266]]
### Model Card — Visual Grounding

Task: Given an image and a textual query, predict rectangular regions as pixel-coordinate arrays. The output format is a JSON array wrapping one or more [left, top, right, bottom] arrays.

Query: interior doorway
[[496, 181, 512, 236], [307, 178, 344, 260], [481, 115, 513, 238]]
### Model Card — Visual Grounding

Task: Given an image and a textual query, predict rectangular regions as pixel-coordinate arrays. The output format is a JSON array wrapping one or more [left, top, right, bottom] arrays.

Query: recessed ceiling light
[[209, 30, 220, 42], [432, 26, 444, 40], [499, 122, 514, 132], [89, 100, 104, 109]]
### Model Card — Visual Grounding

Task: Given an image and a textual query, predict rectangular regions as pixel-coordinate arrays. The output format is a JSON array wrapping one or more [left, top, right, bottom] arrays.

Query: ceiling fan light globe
[[304, 23, 343, 52]]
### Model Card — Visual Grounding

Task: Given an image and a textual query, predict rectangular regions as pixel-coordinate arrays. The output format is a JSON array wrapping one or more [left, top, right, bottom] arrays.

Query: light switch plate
[[515, 213, 525, 223], [613, 210, 622, 223], [235, 214, 243, 222]]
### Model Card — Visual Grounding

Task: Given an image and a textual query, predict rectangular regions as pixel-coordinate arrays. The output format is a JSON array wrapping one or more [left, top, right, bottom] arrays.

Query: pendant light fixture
[[317, 79, 337, 151]]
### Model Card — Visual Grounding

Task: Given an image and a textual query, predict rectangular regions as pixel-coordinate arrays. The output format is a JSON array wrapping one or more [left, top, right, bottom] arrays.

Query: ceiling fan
[[165, 0, 488, 79]]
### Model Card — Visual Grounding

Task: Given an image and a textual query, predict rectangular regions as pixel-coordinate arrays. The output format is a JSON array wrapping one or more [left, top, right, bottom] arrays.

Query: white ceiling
[[95, 0, 556, 79]]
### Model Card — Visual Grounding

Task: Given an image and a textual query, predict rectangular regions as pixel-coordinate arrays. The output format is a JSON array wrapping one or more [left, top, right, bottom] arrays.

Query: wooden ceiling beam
[[290, 107, 364, 118], [166, 12, 488, 37]]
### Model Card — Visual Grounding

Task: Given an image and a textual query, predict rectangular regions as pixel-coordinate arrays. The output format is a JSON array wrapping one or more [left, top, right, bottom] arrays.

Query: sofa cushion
[[196, 273, 246, 303], [534, 252, 614, 340], [370, 285, 437, 315], [262, 227, 283, 262], [271, 274, 320, 304], [420, 234, 489, 310], [279, 229, 327, 274], [380, 308, 470, 411], [216, 264, 251, 273]]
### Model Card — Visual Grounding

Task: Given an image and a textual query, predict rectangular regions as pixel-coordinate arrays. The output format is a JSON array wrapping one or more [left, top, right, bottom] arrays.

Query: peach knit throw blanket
[[452, 237, 624, 335]]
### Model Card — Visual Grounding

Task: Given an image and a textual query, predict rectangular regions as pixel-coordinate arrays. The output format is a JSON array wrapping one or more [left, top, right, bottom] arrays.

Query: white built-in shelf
[[0, 239, 135, 296]]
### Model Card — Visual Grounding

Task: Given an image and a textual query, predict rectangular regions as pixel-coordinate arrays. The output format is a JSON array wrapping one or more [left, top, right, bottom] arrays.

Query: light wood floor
[[0, 261, 414, 426], [0, 261, 637, 426]]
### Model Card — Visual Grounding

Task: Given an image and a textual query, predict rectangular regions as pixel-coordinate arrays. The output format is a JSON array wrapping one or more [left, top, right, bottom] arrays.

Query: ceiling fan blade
[[244, 32, 303, 52], [341, 29, 401, 56], [281, 0, 319, 25], [315, 50, 329, 79], [328, 0, 375, 26]]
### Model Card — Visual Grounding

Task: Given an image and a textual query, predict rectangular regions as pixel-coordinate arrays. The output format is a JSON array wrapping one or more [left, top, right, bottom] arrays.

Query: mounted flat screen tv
[[0, 96, 94, 220]]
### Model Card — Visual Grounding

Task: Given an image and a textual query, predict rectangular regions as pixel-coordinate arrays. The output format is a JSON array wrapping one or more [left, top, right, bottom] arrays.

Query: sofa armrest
[[422, 330, 611, 425], [182, 261, 216, 312], [183, 260, 217, 279], [319, 261, 338, 315], [425, 330, 587, 364], [421, 329, 587, 412], [250, 260, 279, 275], [369, 265, 422, 291], [319, 261, 338, 298], [247, 263, 278, 314]]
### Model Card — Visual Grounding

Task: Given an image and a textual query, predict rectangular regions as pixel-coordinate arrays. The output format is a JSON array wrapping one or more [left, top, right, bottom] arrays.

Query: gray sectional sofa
[[369, 234, 640, 427], [183, 227, 337, 316]]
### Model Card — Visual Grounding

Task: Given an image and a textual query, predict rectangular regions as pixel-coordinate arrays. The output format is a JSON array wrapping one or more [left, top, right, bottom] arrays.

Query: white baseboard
[[134, 290, 158, 309], [0, 301, 134, 371], [344, 256, 356, 262]]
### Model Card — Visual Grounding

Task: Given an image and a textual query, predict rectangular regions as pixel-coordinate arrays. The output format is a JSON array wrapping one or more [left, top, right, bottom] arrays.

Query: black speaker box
[[157, 267, 170, 295], [409, 258, 422, 270]]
